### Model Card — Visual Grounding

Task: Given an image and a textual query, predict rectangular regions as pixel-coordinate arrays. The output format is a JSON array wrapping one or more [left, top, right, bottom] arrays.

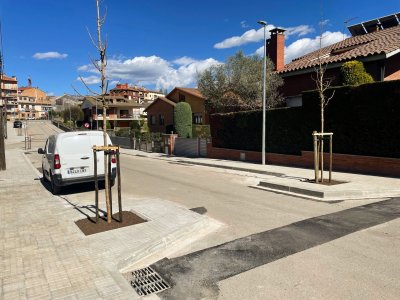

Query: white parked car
[[38, 131, 116, 194]]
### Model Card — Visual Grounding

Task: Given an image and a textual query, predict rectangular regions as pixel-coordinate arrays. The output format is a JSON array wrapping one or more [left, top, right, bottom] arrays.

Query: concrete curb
[[176, 160, 284, 177], [118, 215, 223, 273], [257, 181, 400, 201]]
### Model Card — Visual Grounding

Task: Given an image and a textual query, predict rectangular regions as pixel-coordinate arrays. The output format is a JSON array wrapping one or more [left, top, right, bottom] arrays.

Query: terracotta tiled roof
[[144, 96, 176, 112], [174, 87, 205, 99], [279, 25, 400, 74]]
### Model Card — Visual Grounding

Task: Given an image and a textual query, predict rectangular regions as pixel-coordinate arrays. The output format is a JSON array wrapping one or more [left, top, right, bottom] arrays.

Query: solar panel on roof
[[347, 13, 400, 36]]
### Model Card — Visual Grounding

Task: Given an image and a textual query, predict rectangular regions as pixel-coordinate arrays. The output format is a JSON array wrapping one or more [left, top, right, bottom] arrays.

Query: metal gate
[[173, 138, 207, 157]]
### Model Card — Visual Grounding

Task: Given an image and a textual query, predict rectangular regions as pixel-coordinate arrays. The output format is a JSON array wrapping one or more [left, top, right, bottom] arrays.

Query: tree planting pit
[[75, 211, 147, 236], [306, 179, 347, 186]]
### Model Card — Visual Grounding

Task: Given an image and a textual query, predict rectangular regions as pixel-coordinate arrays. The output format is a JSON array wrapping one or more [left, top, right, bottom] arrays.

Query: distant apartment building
[[54, 94, 84, 112], [15, 86, 51, 119], [17, 95, 52, 119], [109, 83, 164, 104], [145, 90, 165, 102], [81, 96, 146, 129], [0, 74, 18, 120]]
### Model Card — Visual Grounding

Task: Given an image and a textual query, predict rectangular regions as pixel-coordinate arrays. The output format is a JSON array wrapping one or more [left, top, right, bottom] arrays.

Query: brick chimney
[[266, 28, 286, 71]]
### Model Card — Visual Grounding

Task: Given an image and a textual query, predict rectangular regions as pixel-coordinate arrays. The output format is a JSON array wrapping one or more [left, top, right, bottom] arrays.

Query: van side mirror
[[38, 148, 45, 154]]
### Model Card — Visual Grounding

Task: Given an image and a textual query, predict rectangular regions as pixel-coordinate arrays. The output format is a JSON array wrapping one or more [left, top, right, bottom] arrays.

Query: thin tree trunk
[[96, 0, 111, 223], [320, 95, 324, 182]]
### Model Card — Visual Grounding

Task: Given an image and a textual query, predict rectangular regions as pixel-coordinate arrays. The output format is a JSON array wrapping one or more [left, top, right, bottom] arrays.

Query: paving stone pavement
[[0, 147, 221, 299]]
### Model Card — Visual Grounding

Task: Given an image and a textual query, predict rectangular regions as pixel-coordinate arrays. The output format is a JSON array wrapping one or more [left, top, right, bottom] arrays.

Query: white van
[[38, 131, 116, 194]]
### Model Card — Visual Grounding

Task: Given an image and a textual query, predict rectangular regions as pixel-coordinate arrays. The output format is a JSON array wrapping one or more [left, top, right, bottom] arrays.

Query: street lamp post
[[258, 20, 267, 165]]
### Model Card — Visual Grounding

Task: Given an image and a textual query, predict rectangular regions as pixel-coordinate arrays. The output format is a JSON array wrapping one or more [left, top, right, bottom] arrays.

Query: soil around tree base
[[75, 211, 147, 236], [306, 179, 347, 185]]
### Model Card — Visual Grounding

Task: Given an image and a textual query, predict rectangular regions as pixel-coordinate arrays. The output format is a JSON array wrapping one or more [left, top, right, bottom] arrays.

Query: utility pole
[[258, 20, 267, 165]]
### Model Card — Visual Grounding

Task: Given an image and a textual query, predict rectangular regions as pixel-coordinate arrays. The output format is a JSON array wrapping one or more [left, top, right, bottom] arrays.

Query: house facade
[[145, 90, 165, 102], [81, 96, 145, 129], [265, 14, 400, 106], [16, 95, 52, 119], [0, 74, 18, 120], [54, 94, 84, 112], [145, 87, 207, 133], [109, 84, 164, 105], [145, 97, 176, 133]]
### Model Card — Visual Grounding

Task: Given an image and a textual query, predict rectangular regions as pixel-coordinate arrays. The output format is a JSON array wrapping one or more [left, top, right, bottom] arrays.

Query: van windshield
[[61, 136, 93, 155]]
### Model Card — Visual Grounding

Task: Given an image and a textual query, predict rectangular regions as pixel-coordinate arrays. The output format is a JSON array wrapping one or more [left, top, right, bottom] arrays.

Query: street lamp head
[[257, 20, 267, 26]]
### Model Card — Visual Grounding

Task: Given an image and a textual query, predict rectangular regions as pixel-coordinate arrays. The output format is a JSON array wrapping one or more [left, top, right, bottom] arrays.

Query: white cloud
[[254, 30, 347, 63], [173, 56, 197, 66], [214, 27, 271, 49], [77, 56, 221, 90], [285, 25, 314, 37], [318, 19, 330, 27], [33, 52, 68, 60], [240, 21, 249, 28], [285, 31, 347, 63], [78, 75, 101, 85], [157, 58, 221, 90], [214, 24, 314, 49]]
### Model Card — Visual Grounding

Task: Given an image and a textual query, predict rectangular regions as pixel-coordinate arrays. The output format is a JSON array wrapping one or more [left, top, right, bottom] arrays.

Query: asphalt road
[[20, 121, 400, 299]]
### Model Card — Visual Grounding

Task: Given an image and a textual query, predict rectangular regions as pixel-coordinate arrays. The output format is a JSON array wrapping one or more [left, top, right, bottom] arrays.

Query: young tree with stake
[[313, 22, 335, 183], [78, 0, 112, 223]]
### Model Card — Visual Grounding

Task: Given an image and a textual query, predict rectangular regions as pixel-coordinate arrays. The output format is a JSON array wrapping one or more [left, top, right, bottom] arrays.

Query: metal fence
[[110, 136, 208, 157], [174, 138, 208, 157], [110, 136, 163, 153]]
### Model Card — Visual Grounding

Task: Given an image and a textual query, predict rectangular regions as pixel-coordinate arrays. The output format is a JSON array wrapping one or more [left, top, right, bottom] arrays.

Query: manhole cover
[[130, 266, 170, 296]]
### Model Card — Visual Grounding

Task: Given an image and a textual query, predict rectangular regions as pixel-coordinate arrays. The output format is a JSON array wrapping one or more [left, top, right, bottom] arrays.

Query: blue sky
[[0, 0, 399, 96]]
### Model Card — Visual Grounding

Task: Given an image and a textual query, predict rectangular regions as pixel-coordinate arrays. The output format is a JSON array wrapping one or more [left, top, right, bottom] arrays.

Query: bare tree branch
[[70, 84, 85, 97], [100, 6, 107, 25], [324, 90, 335, 108], [89, 54, 101, 72], [79, 76, 101, 96], [86, 27, 100, 51]]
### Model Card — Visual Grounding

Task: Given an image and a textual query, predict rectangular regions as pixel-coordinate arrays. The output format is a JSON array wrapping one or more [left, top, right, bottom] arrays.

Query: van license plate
[[68, 167, 88, 174]]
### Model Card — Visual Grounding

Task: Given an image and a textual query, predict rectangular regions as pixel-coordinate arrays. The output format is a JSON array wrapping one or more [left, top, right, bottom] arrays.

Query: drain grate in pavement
[[130, 266, 170, 296]]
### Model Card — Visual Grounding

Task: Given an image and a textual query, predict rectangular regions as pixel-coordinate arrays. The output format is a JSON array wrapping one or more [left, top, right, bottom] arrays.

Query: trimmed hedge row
[[210, 80, 400, 158]]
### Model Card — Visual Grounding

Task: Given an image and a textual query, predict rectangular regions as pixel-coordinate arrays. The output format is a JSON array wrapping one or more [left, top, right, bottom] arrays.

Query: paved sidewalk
[[120, 148, 400, 201], [0, 144, 221, 299]]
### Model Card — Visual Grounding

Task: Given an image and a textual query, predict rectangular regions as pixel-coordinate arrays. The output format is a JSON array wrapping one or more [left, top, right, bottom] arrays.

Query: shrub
[[174, 102, 192, 138], [192, 125, 211, 138], [140, 132, 162, 142], [115, 128, 130, 137], [130, 120, 144, 137], [341, 61, 374, 86], [65, 120, 75, 128]]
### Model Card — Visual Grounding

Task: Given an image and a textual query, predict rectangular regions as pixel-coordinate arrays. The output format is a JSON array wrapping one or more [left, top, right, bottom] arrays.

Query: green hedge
[[174, 102, 193, 138], [210, 80, 400, 158]]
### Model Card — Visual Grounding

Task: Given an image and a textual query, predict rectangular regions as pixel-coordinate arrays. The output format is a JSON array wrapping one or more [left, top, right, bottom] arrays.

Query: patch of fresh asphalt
[[152, 197, 400, 299]]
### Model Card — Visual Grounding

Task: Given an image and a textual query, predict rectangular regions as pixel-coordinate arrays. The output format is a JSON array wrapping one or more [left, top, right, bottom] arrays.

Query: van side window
[[44, 140, 49, 153], [48, 137, 56, 154]]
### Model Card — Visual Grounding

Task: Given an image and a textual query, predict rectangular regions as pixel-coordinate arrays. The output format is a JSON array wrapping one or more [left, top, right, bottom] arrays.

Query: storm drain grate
[[130, 266, 170, 296]]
